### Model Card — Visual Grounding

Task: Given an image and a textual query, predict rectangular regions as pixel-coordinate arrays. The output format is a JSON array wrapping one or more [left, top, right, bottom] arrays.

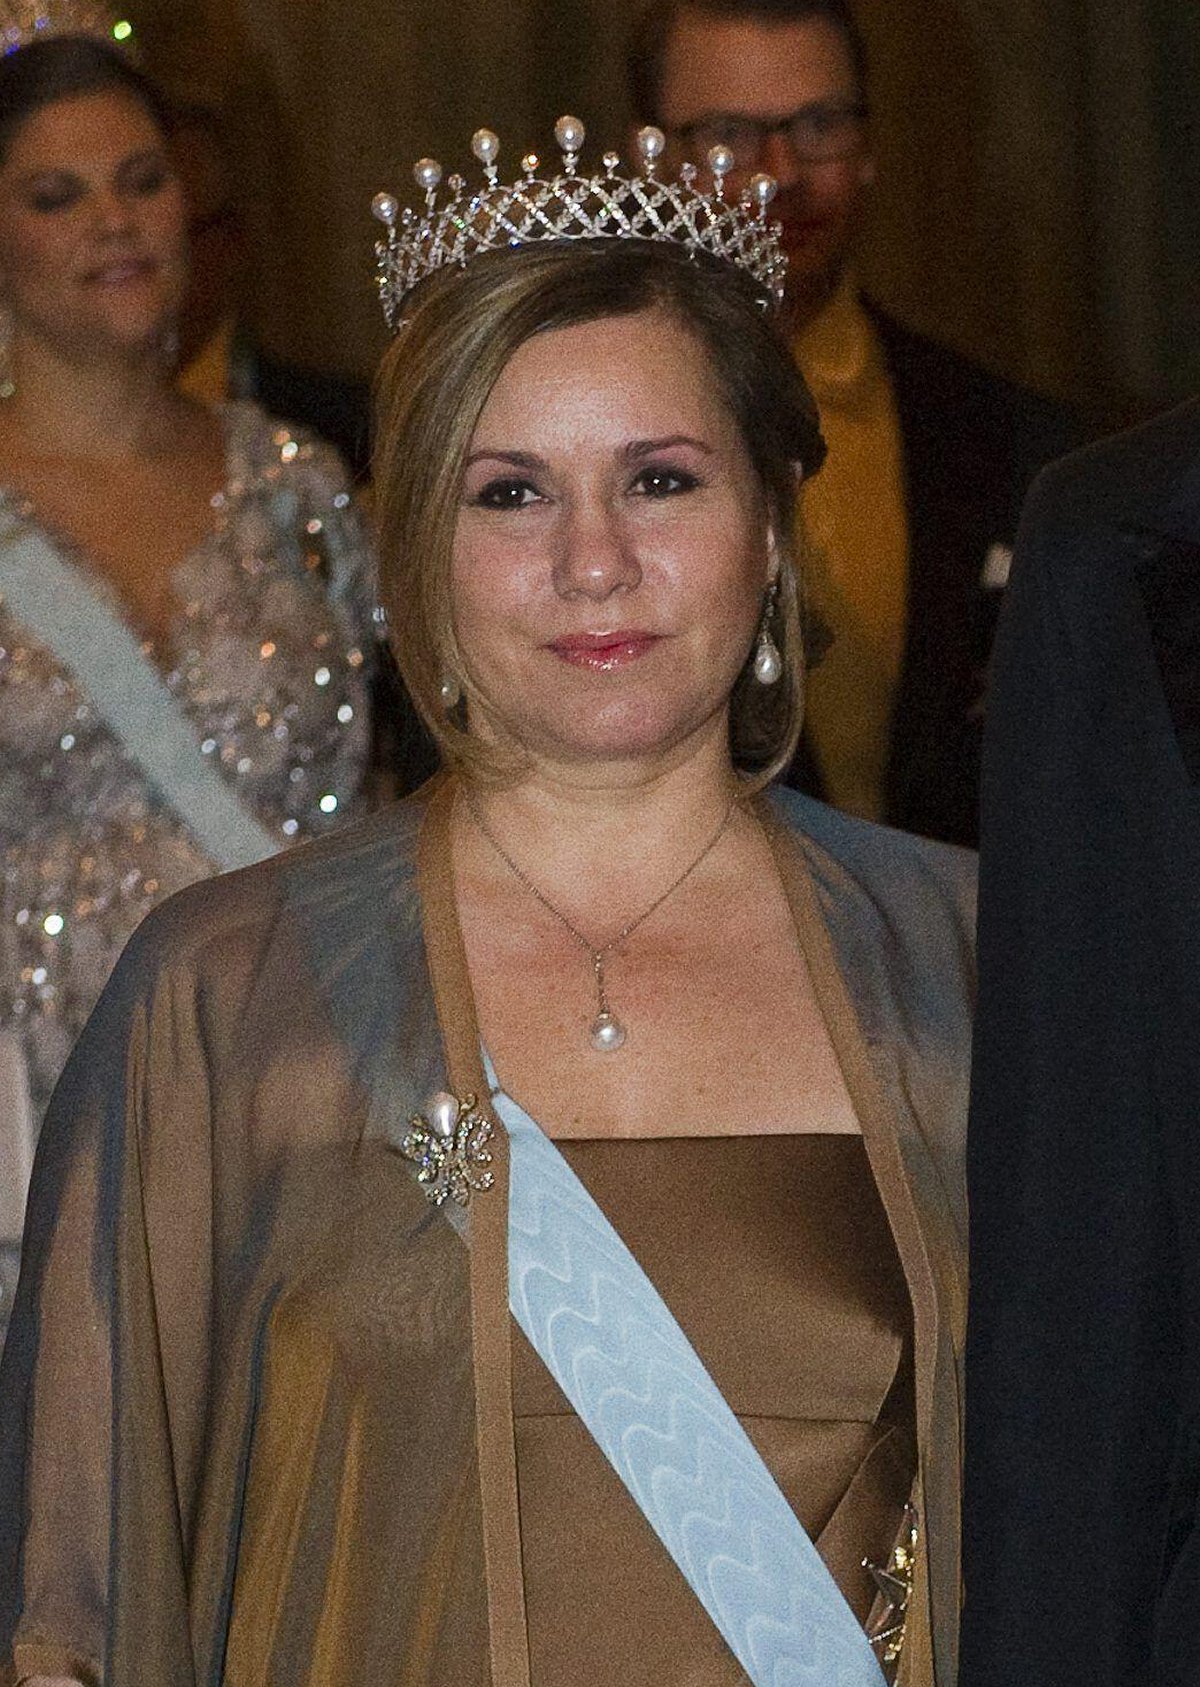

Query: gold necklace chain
[[464, 789, 736, 1053]]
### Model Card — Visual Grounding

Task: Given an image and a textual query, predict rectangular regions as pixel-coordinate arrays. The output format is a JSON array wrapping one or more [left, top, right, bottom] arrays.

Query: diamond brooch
[[401, 1090, 495, 1208]]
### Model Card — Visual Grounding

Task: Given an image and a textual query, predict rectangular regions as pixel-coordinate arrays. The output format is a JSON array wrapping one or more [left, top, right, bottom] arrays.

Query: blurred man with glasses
[[628, 0, 1079, 845]]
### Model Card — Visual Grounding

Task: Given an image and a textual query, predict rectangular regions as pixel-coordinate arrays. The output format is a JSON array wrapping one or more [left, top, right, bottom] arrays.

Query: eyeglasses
[[672, 102, 868, 167]]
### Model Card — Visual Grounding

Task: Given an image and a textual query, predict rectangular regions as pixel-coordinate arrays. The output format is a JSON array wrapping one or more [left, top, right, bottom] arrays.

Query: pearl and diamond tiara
[[0, 0, 131, 54], [372, 114, 787, 328]]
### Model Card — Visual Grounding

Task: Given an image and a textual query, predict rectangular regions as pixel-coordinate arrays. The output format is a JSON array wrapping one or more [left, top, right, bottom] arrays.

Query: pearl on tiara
[[372, 114, 787, 327], [636, 125, 666, 165], [471, 128, 500, 166], [554, 113, 586, 172], [707, 143, 735, 189], [750, 173, 778, 211]]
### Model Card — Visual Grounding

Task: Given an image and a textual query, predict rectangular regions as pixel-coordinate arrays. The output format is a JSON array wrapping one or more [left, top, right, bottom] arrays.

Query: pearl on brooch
[[428, 1092, 460, 1139]]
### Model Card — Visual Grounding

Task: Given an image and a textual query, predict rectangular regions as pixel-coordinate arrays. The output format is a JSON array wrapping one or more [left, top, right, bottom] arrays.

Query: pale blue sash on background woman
[[0, 518, 280, 872], [0, 518, 279, 1254], [488, 1064, 888, 1687]]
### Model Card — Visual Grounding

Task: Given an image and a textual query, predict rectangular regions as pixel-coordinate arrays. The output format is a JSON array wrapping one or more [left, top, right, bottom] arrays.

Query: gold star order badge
[[864, 1503, 919, 1673]]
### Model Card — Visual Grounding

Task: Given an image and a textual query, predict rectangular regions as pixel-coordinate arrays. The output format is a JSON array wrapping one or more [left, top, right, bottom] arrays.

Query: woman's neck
[[2, 335, 183, 461], [459, 724, 746, 912]]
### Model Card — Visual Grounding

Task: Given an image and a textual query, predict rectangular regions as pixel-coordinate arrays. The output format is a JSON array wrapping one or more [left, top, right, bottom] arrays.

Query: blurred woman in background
[[0, 18, 377, 1177]]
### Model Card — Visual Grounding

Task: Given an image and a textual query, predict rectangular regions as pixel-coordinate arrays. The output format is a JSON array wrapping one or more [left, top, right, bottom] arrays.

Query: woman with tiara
[[0, 116, 971, 1687], [0, 4, 376, 1238]]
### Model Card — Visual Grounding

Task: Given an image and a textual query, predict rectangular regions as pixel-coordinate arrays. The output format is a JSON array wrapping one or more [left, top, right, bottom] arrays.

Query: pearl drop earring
[[439, 671, 462, 708], [753, 579, 782, 685]]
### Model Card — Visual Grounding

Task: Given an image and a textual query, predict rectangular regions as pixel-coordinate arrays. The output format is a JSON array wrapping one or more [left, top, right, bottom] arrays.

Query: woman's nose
[[91, 188, 138, 238], [552, 500, 642, 600]]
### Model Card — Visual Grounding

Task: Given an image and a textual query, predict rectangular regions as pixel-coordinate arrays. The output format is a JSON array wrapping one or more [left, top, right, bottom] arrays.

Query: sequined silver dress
[[0, 402, 376, 1126]]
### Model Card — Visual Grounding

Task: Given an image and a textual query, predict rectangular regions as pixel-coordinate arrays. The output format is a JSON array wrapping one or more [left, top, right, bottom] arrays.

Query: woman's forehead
[[471, 308, 736, 448], [3, 87, 162, 176]]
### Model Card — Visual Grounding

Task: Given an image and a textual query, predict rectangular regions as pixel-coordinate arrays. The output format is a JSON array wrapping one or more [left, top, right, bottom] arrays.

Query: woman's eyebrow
[[463, 448, 548, 471], [624, 435, 715, 460], [15, 146, 165, 191], [116, 145, 170, 173], [464, 437, 716, 470], [14, 166, 78, 188]]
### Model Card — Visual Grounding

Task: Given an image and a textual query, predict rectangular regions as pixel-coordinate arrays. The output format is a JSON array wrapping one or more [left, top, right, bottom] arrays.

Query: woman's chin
[[70, 303, 179, 365], [502, 709, 726, 773], [465, 669, 736, 772]]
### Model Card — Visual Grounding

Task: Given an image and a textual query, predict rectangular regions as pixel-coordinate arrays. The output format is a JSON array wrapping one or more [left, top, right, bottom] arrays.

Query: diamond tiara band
[[372, 114, 787, 328], [0, 1, 132, 55]]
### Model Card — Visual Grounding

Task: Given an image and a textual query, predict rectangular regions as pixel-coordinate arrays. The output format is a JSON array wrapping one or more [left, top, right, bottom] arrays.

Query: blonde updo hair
[[373, 237, 826, 788]]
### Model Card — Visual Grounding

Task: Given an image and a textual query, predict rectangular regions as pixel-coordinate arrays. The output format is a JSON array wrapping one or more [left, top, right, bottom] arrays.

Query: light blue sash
[[0, 517, 280, 873], [488, 1069, 887, 1687]]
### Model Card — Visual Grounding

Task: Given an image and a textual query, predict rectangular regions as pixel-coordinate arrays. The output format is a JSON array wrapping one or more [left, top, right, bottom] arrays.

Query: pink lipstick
[[547, 630, 662, 671]]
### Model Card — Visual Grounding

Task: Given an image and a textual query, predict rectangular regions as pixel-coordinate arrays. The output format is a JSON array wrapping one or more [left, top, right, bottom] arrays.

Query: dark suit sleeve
[[870, 311, 1088, 846], [961, 478, 1184, 1685]]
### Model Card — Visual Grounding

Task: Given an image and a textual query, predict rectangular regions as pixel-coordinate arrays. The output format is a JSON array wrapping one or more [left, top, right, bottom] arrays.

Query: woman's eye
[[632, 466, 700, 499], [28, 184, 80, 213], [128, 163, 169, 198], [473, 478, 541, 509]]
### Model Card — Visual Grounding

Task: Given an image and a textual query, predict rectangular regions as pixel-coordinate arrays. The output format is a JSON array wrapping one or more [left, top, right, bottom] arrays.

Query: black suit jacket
[[791, 309, 1081, 846], [962, 398, 1200, 1686]]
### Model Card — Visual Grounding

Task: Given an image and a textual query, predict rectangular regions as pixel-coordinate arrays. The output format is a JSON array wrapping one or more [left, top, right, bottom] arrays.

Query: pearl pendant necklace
[[588, 951, 627, 1052], [464, 790, 735, 1053]]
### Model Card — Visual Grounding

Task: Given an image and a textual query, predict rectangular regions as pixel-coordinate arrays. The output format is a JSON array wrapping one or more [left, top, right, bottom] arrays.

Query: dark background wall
[[135, 0, 1199, 418]]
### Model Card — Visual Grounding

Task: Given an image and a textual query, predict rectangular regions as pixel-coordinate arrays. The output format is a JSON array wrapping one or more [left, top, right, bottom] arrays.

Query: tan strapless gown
[[513, 1134, 916, 1686]]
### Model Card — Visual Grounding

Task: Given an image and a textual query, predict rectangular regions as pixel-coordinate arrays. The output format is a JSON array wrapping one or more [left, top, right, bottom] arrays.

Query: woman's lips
[[547, 631, 663, 671], [83, 256, 157, 288]]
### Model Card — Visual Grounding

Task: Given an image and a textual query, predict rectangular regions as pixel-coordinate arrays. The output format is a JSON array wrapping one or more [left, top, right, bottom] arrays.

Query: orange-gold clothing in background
[[796, 281, 910, 823]]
